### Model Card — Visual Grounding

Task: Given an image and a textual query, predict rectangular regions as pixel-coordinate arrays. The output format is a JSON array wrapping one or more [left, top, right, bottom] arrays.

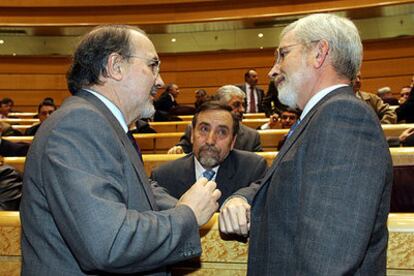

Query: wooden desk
[[1, 212, 414, 276]]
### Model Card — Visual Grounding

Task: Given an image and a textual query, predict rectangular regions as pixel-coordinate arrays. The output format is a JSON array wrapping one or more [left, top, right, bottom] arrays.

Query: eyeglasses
[[126, 55, 161, 76], [275, 40, 320, 65]]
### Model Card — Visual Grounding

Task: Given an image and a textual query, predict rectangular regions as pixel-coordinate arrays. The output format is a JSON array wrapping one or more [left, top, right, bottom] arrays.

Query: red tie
[[250, 87, 256, 113]]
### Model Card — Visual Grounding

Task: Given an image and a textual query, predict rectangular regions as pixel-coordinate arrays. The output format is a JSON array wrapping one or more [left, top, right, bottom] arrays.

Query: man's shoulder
[[152, 154, 193, 174], [239, 123, 259, 135], [230, 149, 264, 162]]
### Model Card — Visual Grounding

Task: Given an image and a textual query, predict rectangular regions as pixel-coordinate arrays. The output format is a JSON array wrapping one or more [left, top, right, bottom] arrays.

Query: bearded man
[[151, 101, 267, 207], [220, 13, 392, 275]]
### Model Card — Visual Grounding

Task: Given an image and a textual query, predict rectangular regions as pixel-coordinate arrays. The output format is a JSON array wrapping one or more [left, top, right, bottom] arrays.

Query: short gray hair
[[215, 85, 245, 103], [281, 13, 362, 81]]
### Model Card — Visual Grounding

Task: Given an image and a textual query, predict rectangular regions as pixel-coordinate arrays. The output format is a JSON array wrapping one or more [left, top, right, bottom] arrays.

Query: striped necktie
[[202, 170, 215, 181]]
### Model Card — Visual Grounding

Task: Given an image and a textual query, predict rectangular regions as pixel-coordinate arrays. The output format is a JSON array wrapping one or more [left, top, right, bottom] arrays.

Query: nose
[[206, 131, 216, 145], [268, 63, 281, 79], [155, 74, 164, 89]]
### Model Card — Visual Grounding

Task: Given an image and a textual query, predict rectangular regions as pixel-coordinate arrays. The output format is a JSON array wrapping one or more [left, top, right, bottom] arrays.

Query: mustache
[[199, 144, 220, 154]]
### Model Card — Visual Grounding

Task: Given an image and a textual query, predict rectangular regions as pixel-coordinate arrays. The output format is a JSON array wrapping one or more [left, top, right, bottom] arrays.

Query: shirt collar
[[300, 84, 348, 120], [83, 88, 129, 133], [194, 156, 219, 181]]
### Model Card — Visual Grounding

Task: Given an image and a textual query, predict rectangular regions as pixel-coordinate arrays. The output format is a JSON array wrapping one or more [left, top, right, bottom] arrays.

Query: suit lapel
[[255, 87, 352, 193], [215, 151, 237, 195], [180, 154, 197, 187], [75, 90, 158, 210]]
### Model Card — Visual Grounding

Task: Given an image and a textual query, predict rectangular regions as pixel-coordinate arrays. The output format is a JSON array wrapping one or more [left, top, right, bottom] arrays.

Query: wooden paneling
[[0, 0, 412, 25], [0, 37, 412, 110]]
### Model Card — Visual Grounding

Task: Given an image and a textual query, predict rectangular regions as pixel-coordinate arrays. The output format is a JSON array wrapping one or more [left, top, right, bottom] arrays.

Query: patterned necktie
[[249, 86, 256, 113], [126, 131, 143, 162], [286, 119, 301, 139], [202, 170, 215, 181]]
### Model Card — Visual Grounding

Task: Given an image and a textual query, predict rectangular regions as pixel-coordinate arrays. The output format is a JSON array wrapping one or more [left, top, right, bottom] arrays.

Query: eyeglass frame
[[274, 40, 321, 65], [125, 55, 161, 76]]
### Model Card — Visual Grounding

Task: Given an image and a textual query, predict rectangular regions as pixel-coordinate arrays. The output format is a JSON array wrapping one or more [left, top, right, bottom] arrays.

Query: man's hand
[[167, 146, 184, 154], [399, 128, 414, 142], [219, 196, 251, 237], [178, 178, 221, 226], [268, 114, 281, 129]]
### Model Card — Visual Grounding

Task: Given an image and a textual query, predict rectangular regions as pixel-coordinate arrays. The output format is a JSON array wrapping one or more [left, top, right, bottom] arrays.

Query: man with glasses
[[20, 25, 221, 275], [220, 14, 392, 275], [167, 85, 262, 154]]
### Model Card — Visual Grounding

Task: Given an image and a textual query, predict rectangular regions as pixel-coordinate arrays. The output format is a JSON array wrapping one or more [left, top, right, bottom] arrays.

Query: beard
[[138, 85, 158, 119], [198, 144, 221, 169], [277, 56, 310, 109]]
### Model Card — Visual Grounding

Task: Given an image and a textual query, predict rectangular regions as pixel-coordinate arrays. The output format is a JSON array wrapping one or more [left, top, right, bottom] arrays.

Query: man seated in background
[[396, 76, 414, 123], [261, 79, 288, 117], [194, 89, 210, 110], [167, 85, 262, 154], [377, 86, 398, 105], [152, 101, 267, 206], [0, 164, 22, 211], [25, 99, 57, 136], [399, 86, 411, 105], [353, 72, 397, 124], [0, 97, 15, 118], [259, 108, 300, 130]]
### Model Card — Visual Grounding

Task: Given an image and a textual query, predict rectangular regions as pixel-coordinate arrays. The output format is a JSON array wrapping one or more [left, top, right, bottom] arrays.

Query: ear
[[106, 53, 124, 81], [313, 40, 329, 69]]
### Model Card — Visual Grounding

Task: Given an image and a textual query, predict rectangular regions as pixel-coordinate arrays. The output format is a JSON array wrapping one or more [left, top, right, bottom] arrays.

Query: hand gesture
[[219, 196, 251, 236]]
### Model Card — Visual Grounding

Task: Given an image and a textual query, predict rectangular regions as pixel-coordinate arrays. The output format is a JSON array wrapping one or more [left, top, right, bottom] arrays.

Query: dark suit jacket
[[396, 86, 414, 123], [151, 149, 267, 206], [237, 84, 265, 113], [20, 90, 201, 275], [235, 86, 392, 275], [0, 164, 22, 211], [177, 123, 262, 153], [24, 123, 41, 136], [0, 139, 30, 156], [154, 92, 177, 112]]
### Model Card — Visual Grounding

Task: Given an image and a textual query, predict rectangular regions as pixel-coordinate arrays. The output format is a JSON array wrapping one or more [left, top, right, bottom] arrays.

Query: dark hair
[[164, 83, 176, 93], [1, 97, 14, 106], [66, 25, 145, 94], [282, 107, 301, 116], [37, 100, 57, 113], [192, 101, 239, 137]]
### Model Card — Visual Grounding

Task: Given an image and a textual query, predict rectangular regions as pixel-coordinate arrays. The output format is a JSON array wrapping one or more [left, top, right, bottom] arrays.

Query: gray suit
[[20, 90, 201, 275], [177, 124, 262, 153], [151, 149, 267, 206], [236, 86, 392, 275]]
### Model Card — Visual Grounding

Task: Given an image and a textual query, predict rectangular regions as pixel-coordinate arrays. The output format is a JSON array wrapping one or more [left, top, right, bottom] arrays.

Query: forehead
[[401, 87, 411, 93], [248, 70, 258, 77], [229, 95, 243, 103], [279, 30, 297, 46], [196, 110, 233, 127], [130, 30, 158, 58], [282, 111, 297, 117]]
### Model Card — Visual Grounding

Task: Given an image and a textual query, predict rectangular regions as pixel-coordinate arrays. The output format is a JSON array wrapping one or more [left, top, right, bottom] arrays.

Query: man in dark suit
[[152, 102, 267, 206], [0, 138, 30, 156], [167, 85, 262, 154], [237, 69, 265, 113], [20, 25, 221, 276], [24, 99, 57, 136], [220, 14, 392, 275]]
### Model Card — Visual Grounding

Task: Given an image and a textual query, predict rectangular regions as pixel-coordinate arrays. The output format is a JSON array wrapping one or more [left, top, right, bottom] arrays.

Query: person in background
[[24, 99, 57, 136], [396, 75, 414, 123], [20, 24, 220, 275], [167, 85, 262, 154], [353, 72, 397, 124], [377, 86, 399, 105], [261, 79, 288, 117], [152, 101, 267, 207], [220, 13, 392, 275], [259, 108, 300, 130], [399, 86, 411, 105], [237, 69, 265, 113], [194, 89, 210, 110], [0, 98, 14, 118], [0, 164, 22, 211]]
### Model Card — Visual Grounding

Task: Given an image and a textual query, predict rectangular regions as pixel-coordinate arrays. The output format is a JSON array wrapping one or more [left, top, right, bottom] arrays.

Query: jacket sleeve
[[40, 110, 201, 274]]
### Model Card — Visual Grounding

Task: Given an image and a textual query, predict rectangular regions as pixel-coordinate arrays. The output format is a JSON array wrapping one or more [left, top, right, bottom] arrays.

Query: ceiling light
[[0, 40, 4, 44], [258, 33, 264, 38], [260, 46, 264, 49], [12, 53, 16, 56], [171, 38, 176, 42]]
